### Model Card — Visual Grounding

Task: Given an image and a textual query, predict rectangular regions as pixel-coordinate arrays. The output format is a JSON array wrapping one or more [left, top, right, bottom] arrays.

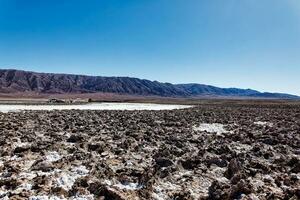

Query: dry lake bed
[[0, 101, 299, 199]]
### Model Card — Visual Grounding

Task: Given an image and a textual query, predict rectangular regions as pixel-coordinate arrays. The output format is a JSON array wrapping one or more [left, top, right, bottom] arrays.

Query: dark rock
[[206, 157, 227, 168], [208, 180, 230, 200], [230, 179, 253, 198], [155, 157, 173, 168], [225, 159, 241, 179], [67, 135, 84, 143], [0, 178, 20, 190], [13, 146, 30, 154], [31, 161, 54, 172], [181, 158, 201, 170]]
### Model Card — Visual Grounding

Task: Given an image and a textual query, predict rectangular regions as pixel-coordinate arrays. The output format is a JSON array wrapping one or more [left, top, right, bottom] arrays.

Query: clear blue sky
[[0, 0, 299, 95]]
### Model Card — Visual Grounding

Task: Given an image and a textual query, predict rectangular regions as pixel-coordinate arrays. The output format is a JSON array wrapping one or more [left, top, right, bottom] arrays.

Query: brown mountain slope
[[0, 69, 298, 99]]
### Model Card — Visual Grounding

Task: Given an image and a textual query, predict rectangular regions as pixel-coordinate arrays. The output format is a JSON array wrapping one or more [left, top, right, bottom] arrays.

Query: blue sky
[[0, 0, 299, 95]]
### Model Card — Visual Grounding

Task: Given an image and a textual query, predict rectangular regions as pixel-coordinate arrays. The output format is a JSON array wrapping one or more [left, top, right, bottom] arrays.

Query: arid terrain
[[0, 101, 299, 200]]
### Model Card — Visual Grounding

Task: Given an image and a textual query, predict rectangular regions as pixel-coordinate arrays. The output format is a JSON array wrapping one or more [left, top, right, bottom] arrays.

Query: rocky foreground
[[0, 103, 300, 200]]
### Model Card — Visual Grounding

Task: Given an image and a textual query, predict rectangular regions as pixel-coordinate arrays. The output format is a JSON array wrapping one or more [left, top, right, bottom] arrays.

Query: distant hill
[[0, 69, 298, 99]]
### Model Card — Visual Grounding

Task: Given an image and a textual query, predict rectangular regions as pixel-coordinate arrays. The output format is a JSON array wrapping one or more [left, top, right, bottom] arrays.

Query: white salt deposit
[[55, 165, 89, 191], [0, 103, 192, 112], [152, 181, 181, 200], [45, 151, 61, 162], [71, 165, 89, 176], [12, 140, 30, 148], [103, 179, 142, 191], [114, 182, 142, 190], [19, 171, 37, 180], [0, 190, 8, 198], [29, 196, 66, 200], [71, 195, 94, 200], [254, 121, 273, 127], [103, 179, 113, 185], [193, 123, 230, 135], [15, 183, 33, 192], [29, 195, 94, 200], [56, 173, 78, 191]]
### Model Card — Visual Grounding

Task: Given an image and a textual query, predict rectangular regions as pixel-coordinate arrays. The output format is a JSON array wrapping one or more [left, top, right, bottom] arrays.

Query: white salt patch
[[71, 165, 89, 175], [244, 194, 260, 200], [12, 141, 30, 148], [0, 190, 8, 199], [37, 168, 62, 177], [103, 179, 113, 185], [57, 132, 71, 137], [23, 159, 36, 170], [113, 182, 142, 190], [29, 196, 66, 200], [152, 192, 165, 200], [10, 155, 20, 161], [45, 151, 61, 162], [18, 183, 32, 190], [70, 195, 94, 200], [103, 179, 142, 191], [229, 142, 252, 153], [254, 121, 273, 127], [19, 172, 37, 180], [126, 160, 133, 166], [173, 170, 193, 179], [132, 154, 142, 160], [56, 173, 77, 191], [15, 183, 33, 194], [35, 132, 45, 138], [55, 165, 89, 191], [0, 103, 192, 112], [194, 123, 230, 135], [152, 181, 181, 200]]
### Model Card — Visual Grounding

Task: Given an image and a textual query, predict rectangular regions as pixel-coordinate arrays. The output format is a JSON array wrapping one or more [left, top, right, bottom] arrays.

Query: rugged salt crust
[[193, 123, 231, 135], [1, 105, 299, 199], [0, 103, 192, 112]]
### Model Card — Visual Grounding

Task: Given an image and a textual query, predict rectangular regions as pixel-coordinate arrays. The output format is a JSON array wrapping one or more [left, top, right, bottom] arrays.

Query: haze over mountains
[[0, 69, 298, 99]]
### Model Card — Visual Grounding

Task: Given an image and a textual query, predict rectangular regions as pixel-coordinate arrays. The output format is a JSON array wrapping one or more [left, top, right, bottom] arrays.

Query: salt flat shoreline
[[0, 103, 193, 113]]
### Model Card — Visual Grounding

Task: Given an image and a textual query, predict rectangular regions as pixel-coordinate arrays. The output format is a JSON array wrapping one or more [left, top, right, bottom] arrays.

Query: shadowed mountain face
[[0, 69, 298, 99]]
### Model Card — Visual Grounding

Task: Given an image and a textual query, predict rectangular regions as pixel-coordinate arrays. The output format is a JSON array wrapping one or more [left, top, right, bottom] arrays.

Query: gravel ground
[[0, 103, 299, 199]]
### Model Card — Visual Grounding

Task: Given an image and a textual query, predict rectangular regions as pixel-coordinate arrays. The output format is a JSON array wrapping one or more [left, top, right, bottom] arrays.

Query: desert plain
[[0, 100, 299, 200]]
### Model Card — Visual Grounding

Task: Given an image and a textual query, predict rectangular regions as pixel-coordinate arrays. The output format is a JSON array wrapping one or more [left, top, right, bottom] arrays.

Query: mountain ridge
[[0, 69, 298, 99]]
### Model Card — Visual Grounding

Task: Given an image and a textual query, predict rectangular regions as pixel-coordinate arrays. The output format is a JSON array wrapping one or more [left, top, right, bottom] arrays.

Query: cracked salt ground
[[1, 104, 300, 199]]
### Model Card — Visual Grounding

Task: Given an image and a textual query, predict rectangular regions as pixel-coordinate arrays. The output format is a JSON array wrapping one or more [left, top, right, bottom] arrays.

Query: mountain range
[[0, 69, 298, 99]]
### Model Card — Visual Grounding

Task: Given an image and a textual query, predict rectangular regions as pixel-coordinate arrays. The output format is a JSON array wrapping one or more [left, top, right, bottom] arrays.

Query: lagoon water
[[0, 103, 192, 112]]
